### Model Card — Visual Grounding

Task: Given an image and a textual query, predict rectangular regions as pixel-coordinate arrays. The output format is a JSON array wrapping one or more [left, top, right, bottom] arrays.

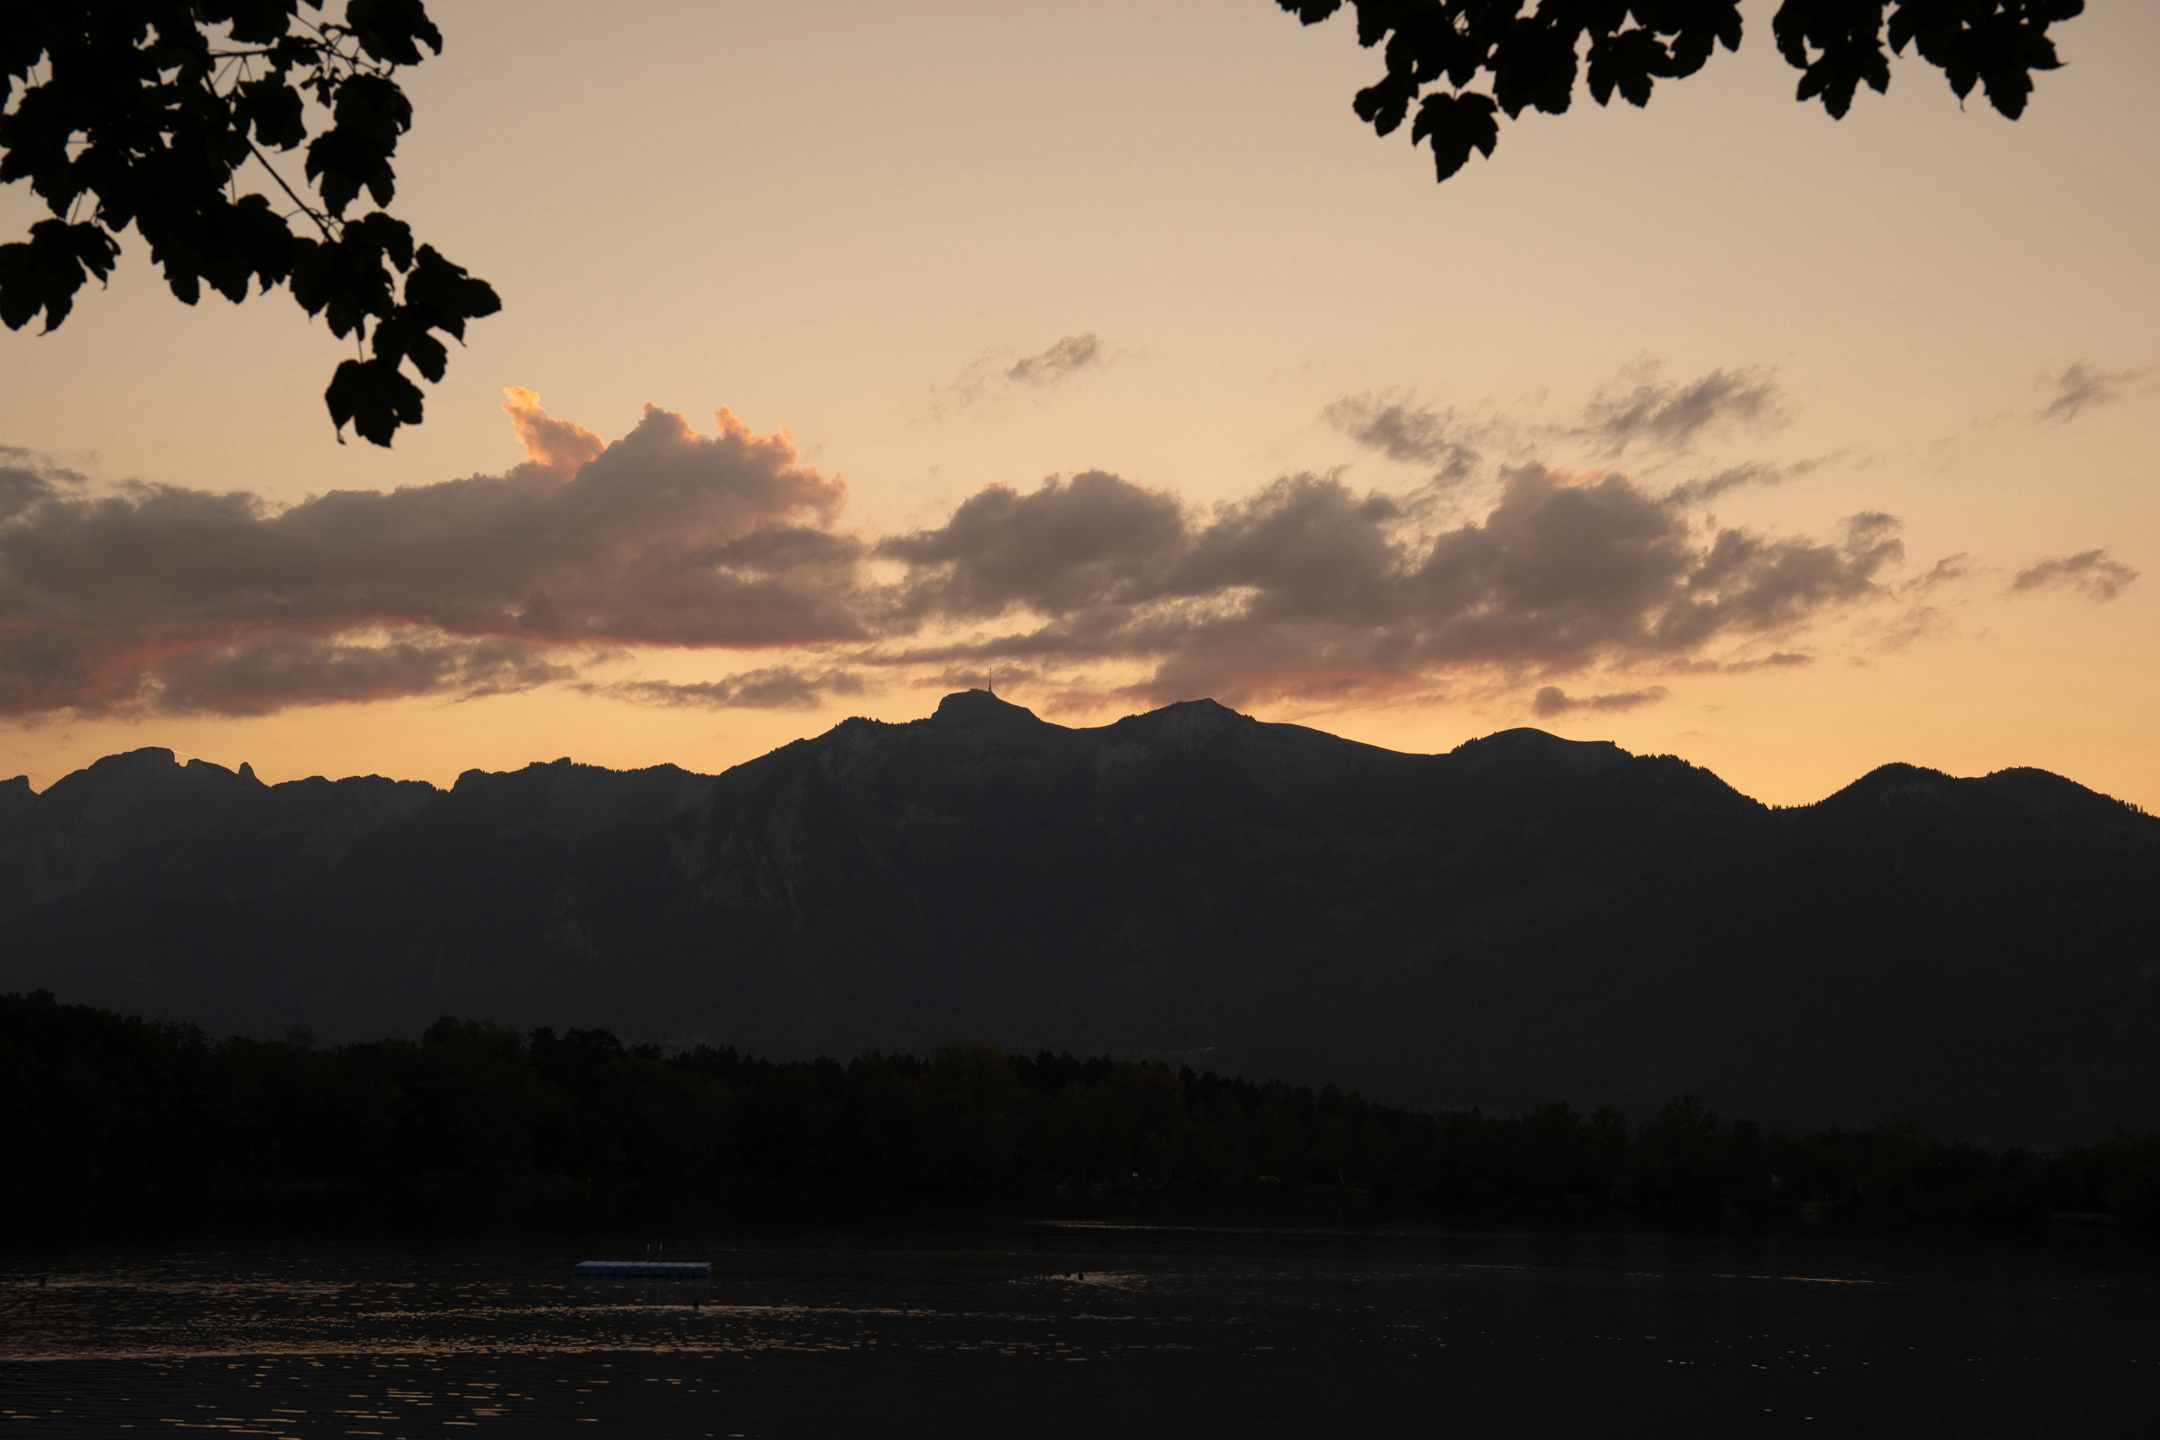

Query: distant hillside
[[3, 691, 2156, 1146]]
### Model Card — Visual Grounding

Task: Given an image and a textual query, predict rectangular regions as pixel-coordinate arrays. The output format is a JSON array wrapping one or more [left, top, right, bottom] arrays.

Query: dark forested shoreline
[[5, 991, 2157, 1237]]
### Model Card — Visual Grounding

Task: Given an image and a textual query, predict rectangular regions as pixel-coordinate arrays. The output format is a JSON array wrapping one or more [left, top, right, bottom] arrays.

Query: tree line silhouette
[[5, 990, 2155, 1232]]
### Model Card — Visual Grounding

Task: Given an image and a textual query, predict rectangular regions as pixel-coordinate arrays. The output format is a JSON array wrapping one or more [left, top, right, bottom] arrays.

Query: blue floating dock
[[573, 1260, 711, 1279]]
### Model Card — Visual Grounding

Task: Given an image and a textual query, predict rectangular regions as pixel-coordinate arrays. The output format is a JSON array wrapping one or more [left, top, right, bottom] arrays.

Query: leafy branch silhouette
[[0, 1, 499, 445], [1280, 0, 2084, 182]]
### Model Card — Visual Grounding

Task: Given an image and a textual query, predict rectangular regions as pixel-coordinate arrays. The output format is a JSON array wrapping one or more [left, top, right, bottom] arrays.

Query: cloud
[[875, 464, 1905, 708], [1327, 364, 1796, 490], [596, 667, 864, 711], [2009, 550, 2139, 603], [2037, 363, 2150, 424], [0, 390, 863, 715], [147, 635, 575, 718], [1660, 457, 1837, 508], [1867, 602, 1955, 654], [936, 333, 1110, 412], [2, 377, 2046, 724], [0, 625, 577, 719], [1712, 651, 1813, 672], [1324, 393, 1486, 482], [0, 446, 92, 516], [1006, 334, 1104, 387], [1532, 685, 1669, 717], [1579, 362, 1786, 455], [1901, 554, 1971, 595], [877, 470, 1186, 621]]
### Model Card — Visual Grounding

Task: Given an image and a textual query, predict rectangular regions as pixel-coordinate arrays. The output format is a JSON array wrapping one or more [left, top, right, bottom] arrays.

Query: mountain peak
[[1114, 696, 1254, 747], [94, 746, 182, 775], [1450, 727, 1628, 775], [931, 689, 1042, 724]]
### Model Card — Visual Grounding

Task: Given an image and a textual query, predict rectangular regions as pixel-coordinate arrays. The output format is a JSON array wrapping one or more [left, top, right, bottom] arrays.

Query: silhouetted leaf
[[1410, 90, 1499, 182], [1588, 28, 1673, 108], [289, 229, 399, 339], [326, 356, 425, 446], [1491, 18, 1578, 118], [0, 220, 120, 332], [1353, 72, 1419, 135], [1773, 0, 1892, 116], [191, 192, 300, 304], [346, 0, 446, 66], [347, 212, 418, 274], [306, 73, 412, 217], [400, 245, 502, 341], [370, 313, 448, 382], [225, 0, 305, 47], [236, 78, 307, 151]]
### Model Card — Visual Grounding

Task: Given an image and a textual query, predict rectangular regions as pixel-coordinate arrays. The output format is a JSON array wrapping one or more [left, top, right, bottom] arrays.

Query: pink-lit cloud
[[0, 386, 2049, 720], [0, 391, 862, 714]]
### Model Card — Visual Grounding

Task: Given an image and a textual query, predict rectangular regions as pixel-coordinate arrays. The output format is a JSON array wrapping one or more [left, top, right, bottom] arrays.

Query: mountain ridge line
[[3, 689, 2155, 1148]]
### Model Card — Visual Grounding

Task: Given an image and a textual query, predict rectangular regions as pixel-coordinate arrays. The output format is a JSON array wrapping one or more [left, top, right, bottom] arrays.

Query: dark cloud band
[[871, 465, 1903, 707], [0, 391, 861, 715], [0, 386, 1980, 720], [591, 667, 865, 711], [1532, 685, 1670, 717]]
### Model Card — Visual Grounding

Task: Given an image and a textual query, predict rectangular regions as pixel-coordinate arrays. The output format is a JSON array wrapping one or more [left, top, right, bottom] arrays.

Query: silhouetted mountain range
[[4, 691, 2156, 1146]]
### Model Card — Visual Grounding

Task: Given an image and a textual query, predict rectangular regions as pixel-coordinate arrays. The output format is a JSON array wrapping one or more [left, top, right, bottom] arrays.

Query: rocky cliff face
[[3, 691, 2156, 1145]]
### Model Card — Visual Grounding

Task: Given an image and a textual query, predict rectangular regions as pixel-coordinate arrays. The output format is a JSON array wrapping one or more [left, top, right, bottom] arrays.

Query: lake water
[[2, 1223, 2155, 1436]]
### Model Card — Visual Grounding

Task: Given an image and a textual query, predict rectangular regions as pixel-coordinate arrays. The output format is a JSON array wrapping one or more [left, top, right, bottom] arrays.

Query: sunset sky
[[1, 0, 2154, 808]]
